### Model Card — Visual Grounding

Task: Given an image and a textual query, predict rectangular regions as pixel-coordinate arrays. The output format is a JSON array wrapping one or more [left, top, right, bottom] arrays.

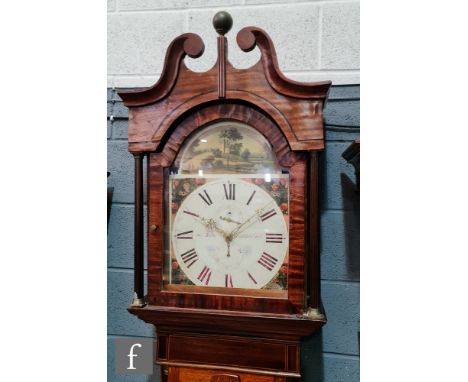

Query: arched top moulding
[[117, 11, 332, 154]]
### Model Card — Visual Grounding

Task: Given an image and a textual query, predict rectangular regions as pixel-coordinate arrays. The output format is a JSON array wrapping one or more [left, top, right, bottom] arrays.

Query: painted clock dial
[[170, 177, 289, 289]]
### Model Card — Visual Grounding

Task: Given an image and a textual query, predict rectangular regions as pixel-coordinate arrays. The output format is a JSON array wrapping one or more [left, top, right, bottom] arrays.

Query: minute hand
[[230, 202, 274, 239]]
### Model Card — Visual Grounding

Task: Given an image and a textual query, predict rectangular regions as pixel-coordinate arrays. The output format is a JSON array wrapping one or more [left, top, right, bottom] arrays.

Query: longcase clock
[[118, 11, 331, 382]]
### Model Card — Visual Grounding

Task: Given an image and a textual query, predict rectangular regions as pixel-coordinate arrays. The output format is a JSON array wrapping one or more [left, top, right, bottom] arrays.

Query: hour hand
[[185, 212, 223, 238], [199, 217, 233, 257]]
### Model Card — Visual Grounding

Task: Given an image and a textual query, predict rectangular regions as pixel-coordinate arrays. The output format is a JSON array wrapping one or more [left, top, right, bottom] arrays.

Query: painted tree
[[226, 127, 243, 167], [228, 127, 243, 147], [211, 148, 223, 158], [230, 143, 243, 156], [219, 130, 229, 154], [241, 148, 251, 161]]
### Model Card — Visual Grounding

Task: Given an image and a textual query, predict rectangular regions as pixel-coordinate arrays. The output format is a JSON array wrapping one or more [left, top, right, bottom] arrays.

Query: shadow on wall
[[319, 148, 360, 282], [149, 364, 161, 382], [301, 330, 325, 382], [148, 326, 159, 381], [341, 171, 360, 361], [341, 173, 360, 279]]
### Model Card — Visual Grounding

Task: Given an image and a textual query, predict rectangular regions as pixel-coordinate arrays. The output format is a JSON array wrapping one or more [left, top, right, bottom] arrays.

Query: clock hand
[[206, 218, 234, 258], [230, 201, 275, 240], [219, 216, 241, 225], [226, 240, 232, 258], [226, 204, 278, 257], [200, 217, 229, 237], [230, 211, 259, 238], [191, 215, 233, 257]]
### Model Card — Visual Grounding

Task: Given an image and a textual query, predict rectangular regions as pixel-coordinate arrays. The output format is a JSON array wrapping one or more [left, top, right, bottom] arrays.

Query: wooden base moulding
[[168, 366, 289, 382], [128, 305, 325, 379], [157, 331, 300, 378]]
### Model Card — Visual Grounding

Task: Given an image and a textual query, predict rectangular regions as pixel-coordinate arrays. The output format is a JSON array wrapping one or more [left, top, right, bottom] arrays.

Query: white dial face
[[170, 177, 289, 289]]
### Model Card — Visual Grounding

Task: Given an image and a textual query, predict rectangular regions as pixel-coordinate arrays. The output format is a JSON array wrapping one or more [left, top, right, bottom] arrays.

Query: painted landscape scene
[[177, 122, 280, 174]]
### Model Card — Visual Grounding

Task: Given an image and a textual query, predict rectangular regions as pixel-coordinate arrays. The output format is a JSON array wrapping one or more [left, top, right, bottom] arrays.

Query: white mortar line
[[284, 69, 360, 74], [317, 3, 323, 69], [108, 69, 360, 77], [114, 1, 358, 14], [107, 72, 360, 87], [108, 73, 161, 77]]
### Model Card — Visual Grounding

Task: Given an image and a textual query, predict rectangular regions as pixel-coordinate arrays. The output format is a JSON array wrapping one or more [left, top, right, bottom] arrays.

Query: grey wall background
[[107, 84, 360, 381], [108, 0, 359, 380], [108, 0, 360, 87]]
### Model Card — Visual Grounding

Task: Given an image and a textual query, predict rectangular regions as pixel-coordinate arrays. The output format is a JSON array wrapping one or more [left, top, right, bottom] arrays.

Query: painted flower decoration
[[280, 202, 288, 214], [254, 178, 264, 185]]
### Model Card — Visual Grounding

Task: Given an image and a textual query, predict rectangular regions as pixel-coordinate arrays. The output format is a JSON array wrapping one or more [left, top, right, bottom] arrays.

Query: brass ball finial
[[212, 11, 233, 36]]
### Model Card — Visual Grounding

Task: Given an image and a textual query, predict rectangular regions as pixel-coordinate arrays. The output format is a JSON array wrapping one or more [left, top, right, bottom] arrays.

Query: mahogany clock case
[[117, 16, 332, 380]]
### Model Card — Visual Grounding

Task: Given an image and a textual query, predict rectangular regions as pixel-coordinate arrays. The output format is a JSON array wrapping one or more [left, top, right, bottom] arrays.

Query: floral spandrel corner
[[263, 263, 288, 290], [171, 177, 206, 213], [171, 260, 195, 285], [243, 177, 289, 215]]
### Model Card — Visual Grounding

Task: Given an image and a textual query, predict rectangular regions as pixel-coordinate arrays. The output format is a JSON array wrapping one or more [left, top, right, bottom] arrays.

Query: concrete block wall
[[108, 1, 359, 381], [108, 0, 360, 87]]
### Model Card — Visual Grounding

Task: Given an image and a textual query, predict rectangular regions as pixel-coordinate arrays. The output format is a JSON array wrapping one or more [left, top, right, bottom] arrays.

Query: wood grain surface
[[169, 367, 287, 382], [118, 28, 330, 153]]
